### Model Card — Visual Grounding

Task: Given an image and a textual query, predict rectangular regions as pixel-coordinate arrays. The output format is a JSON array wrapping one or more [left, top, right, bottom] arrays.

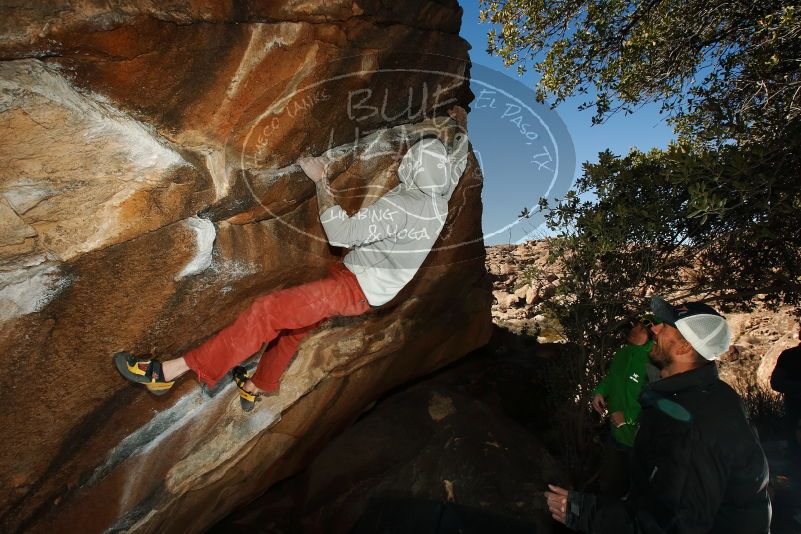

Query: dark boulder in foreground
[[213, 338, 568, 533]]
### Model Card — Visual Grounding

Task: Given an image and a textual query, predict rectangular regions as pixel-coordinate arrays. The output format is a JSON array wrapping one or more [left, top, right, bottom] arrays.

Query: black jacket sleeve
[[569, 428, 727, 533]]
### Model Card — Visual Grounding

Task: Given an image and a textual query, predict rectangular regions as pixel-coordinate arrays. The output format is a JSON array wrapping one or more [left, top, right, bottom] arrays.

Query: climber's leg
[[247, 323, 321, 393], [183, 262, 370, 387], [161, 357, 190, 382]]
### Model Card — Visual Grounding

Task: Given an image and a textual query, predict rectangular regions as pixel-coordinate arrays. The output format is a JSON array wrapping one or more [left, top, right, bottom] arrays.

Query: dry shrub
[[725, 371, 785, 438]]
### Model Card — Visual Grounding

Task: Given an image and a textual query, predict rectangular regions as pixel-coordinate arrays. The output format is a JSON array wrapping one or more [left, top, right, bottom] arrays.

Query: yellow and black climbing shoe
[[232, 366, 262, 412], [113, 352, 175, 396]]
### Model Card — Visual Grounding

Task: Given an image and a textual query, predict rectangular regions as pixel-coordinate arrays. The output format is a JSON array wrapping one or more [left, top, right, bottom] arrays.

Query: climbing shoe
[[232, 366, 262, 412], [113, 352, 175, 396]]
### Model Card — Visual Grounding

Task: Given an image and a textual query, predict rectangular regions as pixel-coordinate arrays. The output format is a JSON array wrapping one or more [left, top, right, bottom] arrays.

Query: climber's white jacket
[[320, 133, 469, 306]]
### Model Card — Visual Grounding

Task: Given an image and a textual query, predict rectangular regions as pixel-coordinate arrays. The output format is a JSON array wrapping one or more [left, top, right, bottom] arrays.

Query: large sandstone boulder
[[0, 2, 491, 532]]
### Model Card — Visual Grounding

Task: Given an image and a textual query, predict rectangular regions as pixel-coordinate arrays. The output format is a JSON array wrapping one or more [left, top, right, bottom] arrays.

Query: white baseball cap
[[651, 296, 732, 360]]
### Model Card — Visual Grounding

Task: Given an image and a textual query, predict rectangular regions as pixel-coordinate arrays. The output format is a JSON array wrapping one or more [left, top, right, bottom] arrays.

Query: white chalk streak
[[176, 217, 216, 279], [0, 258, 69, 323]]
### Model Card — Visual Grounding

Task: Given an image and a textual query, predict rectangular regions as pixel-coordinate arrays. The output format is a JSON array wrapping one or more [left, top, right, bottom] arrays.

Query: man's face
[[648, 323, 683, 369]]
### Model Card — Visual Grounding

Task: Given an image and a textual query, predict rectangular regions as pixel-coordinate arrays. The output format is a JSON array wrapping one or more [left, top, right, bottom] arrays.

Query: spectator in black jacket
[[770, 332, 801, 458], [545, 297, 771, 533]]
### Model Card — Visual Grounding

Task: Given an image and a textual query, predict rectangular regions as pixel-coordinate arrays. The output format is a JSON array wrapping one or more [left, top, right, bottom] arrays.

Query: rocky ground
[[485, 241, 564, 341], [484, 240, 800, 373]]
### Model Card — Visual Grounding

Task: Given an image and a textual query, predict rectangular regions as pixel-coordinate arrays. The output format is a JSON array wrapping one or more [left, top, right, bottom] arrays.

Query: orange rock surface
[[0, 2, 490, 532]]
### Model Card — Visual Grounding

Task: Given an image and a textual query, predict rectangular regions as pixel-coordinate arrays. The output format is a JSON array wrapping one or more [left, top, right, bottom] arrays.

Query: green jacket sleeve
[[594, 347, 625, 396], [623, 397, 642, 426], [593, 376, 608, 396]]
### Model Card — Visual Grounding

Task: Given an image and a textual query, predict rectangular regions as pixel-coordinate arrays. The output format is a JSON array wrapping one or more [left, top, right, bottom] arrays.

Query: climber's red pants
[[184, 262, 370, 391]]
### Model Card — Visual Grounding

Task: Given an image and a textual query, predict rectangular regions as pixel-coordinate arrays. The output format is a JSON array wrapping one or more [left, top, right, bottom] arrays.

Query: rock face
[[722, 307, 799, 392], [0, 2, 491, 532]]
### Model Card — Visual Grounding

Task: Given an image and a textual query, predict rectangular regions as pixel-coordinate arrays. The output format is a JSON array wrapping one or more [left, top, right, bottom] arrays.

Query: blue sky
[[458, 2, 676, 243]]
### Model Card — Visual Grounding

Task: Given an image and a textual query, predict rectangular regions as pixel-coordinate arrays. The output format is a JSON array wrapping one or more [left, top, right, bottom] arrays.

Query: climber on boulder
[[114, 106, 469, 411]]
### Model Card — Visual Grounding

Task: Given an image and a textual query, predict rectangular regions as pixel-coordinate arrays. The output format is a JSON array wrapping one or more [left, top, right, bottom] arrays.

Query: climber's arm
[[298, 156, 336, 215], [298, 155, 407, 248], [314, 177, 337, 215]]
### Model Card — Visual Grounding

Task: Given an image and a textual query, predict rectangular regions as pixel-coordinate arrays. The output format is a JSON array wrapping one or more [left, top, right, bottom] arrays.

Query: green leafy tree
[[536, 141, 800, 480], [479, 0, 801, 146], [542, 141, 801, 351], [479, 0, 801, 342], [481, 0, 801, 481]]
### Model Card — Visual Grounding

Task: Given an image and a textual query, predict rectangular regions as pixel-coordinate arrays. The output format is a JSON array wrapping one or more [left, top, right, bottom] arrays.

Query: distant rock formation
[[0, 2, 491, 532], [486, 240, 799, 395], [485, 241, 562, 339]]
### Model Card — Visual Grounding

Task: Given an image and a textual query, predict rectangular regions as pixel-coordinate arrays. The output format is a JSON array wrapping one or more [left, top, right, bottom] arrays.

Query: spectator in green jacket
[[591, 314, 660, 497]]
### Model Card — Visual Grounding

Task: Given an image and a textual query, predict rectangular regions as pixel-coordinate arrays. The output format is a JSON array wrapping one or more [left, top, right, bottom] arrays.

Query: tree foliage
[[543, 140, 800, 334], [535, 140, 800, 479], [480, 0, 801, 146], [483, 0, 800, 481], [480, 0, 801, 320]]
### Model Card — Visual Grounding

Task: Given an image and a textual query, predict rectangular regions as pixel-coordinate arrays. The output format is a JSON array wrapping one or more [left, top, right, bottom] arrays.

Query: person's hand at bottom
[[610, 411, 625, 428], [298, 156, 327, 183], [592, 393, 607, 414], [545, 484, 570, 524]]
